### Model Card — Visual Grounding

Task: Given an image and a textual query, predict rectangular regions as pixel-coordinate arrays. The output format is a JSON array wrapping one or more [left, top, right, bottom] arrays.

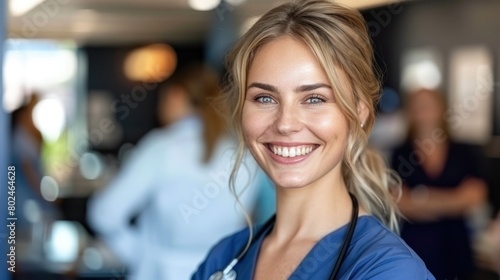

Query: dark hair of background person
[[10, 94, 43, 144]]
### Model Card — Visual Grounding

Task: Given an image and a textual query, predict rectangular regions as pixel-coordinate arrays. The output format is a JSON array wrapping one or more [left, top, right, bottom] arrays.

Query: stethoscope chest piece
[[208, 270, 236, 280]]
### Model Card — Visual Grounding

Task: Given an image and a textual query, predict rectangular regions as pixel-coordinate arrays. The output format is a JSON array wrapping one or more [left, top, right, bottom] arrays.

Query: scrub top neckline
[[248, 215, 373, 279]]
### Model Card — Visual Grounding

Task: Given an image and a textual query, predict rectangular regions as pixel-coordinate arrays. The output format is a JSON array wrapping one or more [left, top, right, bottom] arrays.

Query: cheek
[[242, 105, 267, 144], [306, 108, 349, 142]]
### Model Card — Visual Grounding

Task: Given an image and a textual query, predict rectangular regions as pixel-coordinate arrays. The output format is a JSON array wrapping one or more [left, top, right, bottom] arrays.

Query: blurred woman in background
[[391, 89, 488, 280], [87, 65, 260, 280], [11, 94, 60, 235]]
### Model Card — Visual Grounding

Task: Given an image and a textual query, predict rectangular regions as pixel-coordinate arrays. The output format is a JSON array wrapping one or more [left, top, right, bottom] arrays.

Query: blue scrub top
[[192, 216, 435, 280]]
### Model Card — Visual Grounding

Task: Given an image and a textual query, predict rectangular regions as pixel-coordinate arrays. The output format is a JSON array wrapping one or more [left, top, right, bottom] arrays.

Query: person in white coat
[[87, 65, 260, 280]]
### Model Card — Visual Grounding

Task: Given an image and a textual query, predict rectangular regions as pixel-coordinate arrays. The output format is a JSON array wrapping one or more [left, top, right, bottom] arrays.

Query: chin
[[269, 173, 311, 189]]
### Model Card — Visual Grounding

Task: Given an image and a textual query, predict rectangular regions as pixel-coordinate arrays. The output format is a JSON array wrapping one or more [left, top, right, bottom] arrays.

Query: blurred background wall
[[1, 0, 500, 279]]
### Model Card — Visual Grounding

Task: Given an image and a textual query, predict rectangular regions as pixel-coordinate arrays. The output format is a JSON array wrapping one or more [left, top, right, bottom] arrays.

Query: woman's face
[[407, 90, 445, 135], [242, 37, 351, 189], [158, 85, 190, 126]]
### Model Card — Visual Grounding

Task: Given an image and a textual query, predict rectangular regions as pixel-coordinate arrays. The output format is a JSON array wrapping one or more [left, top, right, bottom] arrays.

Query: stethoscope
[[209, 193, 359, 280]]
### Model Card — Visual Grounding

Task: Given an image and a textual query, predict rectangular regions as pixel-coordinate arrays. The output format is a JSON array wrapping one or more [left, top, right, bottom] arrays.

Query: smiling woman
[[192, 1, 435, 279], [243, 37, 351, 192]]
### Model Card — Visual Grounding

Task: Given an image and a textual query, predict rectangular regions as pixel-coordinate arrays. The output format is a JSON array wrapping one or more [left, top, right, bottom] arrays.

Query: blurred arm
[[398, 177, 487, 222], [87, 136, 160, 265]]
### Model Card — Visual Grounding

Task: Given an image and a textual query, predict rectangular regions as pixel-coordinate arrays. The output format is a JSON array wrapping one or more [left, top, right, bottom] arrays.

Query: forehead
[[247, 37, 330, 86], [410, 91, 443, 105]]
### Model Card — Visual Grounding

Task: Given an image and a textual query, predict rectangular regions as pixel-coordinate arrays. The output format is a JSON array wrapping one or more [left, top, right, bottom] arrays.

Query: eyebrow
[[295, 83, 331, 92], [247, 82, 279, 93], [247, 82, 331, 93]]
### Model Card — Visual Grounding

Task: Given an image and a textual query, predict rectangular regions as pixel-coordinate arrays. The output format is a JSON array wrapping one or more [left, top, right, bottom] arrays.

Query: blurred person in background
[[11, 94, 60, 234], [87, 65, 260, 280], [391, 89, 488, 280], [478, 211, 500, 276]]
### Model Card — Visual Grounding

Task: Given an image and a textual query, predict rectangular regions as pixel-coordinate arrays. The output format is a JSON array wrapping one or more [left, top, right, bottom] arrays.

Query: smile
[[267, 144, 317, 158]]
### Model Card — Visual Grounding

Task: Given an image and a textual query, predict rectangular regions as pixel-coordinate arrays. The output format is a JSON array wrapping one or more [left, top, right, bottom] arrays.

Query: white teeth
[[282, 147, 289, 157], [270, 145, 315, 158]]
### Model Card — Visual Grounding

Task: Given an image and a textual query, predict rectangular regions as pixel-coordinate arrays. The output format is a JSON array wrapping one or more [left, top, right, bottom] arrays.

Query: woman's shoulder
[[191, 226, 252, 280], [349, 216, 435, 279], [353, 216, 417, 256]]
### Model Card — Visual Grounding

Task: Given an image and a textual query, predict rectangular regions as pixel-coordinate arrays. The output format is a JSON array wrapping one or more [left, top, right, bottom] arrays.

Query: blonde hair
[[224, 0, 401, 232]]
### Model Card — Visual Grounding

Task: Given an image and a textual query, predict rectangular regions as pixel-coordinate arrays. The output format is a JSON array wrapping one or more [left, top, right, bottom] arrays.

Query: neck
[[272, 170, 358, 243], [168, 109, 196, 126]]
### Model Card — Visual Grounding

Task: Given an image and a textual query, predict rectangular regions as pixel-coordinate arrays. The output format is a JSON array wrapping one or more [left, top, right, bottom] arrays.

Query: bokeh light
[[83, 247, 104, 270], [79, 152, 104, 180], [44, 221, 80, 263], [40, 176, 60, 202], [32, 98, 66, 142], [124, 43, 177, 83]]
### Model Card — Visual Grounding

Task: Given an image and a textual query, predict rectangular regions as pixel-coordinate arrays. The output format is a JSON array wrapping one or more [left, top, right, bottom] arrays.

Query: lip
[[268, 141, 316, 147], [264, 142, 318, 165]]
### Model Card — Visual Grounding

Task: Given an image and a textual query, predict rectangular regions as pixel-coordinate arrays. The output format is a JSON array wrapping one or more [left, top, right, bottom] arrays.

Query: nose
[[274, 102, 302, 135]]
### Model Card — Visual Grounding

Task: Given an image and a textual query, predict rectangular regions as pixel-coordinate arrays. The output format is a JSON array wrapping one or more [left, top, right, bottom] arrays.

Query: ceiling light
[[335, 0, 408, 9], [124, 44, 177, 83], [225, 0, 246, 6], [188, 0, 221, 11], [9, 0, 47, 17]]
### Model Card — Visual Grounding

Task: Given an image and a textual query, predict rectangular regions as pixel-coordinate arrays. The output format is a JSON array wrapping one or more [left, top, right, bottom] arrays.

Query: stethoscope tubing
[[209, 193, 359, 280], [329, 193, 358, 280]]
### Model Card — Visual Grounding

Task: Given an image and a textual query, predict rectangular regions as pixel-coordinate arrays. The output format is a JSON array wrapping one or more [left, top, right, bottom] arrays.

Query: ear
[[357, 100, 369, 127]]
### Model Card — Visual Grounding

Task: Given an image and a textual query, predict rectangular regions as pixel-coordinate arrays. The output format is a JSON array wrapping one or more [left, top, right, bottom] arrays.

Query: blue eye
[[306, 95, 326, 104], [255, 95, 275, 104]]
